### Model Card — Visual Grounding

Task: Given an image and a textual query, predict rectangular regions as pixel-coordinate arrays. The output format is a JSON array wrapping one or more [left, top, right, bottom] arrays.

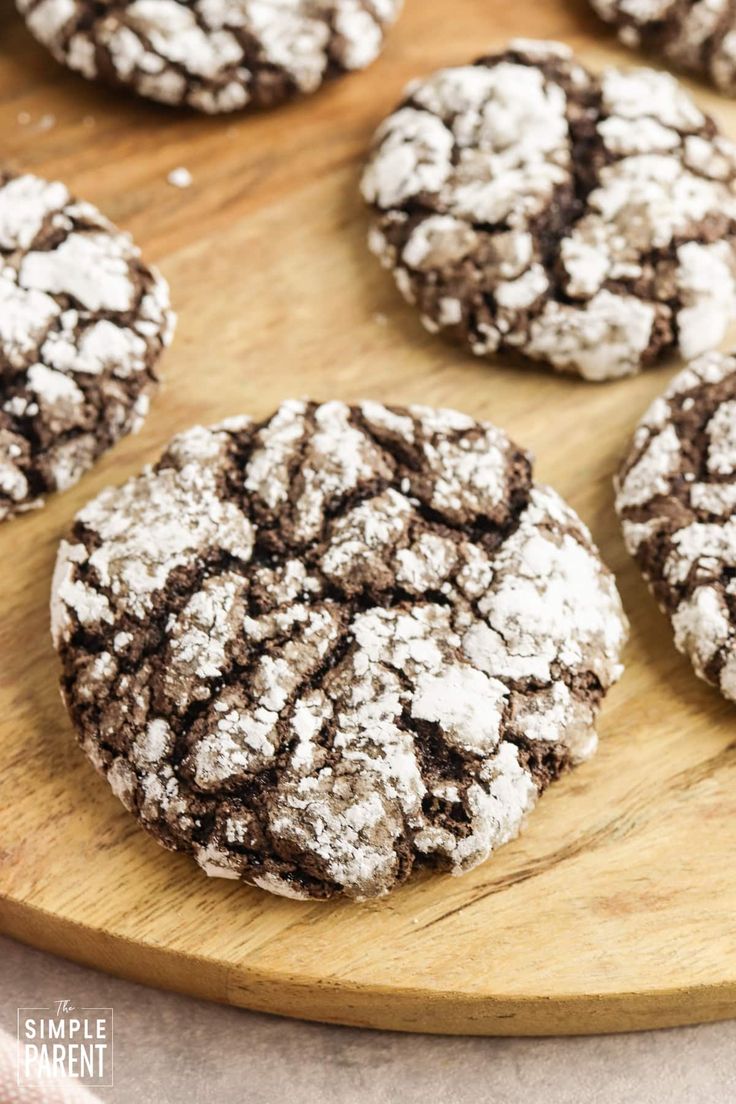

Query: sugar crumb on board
[[167, 167, 193, 189]]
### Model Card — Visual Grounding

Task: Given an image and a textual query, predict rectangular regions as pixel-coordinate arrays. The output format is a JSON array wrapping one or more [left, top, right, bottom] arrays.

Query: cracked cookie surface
[[52, 399, 627, 900], [616, 351, 736, 702], [361, 38, 736, 381], [0, 172, 174, 522], [17, 0, 402, 113], [590, 0, 736, 93]]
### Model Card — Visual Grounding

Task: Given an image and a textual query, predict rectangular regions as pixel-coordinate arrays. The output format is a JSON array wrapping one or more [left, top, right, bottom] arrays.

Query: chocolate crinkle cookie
[[17, 0, 402, 113], [616, 351, 736, 702], [590, 0, 736, 94], [0, 172, 174, 523], [361, 38, 736, 381], [52, 399, 628, 901]]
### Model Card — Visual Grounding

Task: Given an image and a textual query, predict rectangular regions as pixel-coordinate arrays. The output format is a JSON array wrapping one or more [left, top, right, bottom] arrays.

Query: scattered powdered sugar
[[52, 400, 627, 900], [167, 166, 192, 188]]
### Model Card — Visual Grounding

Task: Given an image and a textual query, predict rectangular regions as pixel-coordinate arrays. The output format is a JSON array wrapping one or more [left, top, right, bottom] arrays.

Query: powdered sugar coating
[[361, 39, 736, 380], [17, 0, 402, 113], [52, 399, 627, 900], [0, 172, 174, 522], [591, 0, 736, 94], [616, 351, 736, 700]]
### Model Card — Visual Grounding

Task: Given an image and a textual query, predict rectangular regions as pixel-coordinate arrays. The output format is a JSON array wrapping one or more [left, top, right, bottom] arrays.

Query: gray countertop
[[1, 936, 735, 1103]]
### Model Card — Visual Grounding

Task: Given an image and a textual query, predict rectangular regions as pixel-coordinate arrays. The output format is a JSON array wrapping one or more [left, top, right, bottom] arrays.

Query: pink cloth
[[0, 1028, 101, 1104]]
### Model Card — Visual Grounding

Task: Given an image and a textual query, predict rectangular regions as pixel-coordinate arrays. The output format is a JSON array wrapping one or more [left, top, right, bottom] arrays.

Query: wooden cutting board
[[3, 0, 736, 1037]]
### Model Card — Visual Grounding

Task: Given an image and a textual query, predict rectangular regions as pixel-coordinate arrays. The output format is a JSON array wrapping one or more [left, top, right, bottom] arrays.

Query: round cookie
[[0, 172, 174, 523], [361, 38, 736, 381], [17, 0, 402, 114], [590, 0, 736, 94], [616, 352, 736, 702], [51, 399, 628, 901]]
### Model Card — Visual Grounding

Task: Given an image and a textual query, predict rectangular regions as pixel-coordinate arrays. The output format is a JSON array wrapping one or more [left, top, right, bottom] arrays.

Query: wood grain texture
[[2, 0, 736, 1036]]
